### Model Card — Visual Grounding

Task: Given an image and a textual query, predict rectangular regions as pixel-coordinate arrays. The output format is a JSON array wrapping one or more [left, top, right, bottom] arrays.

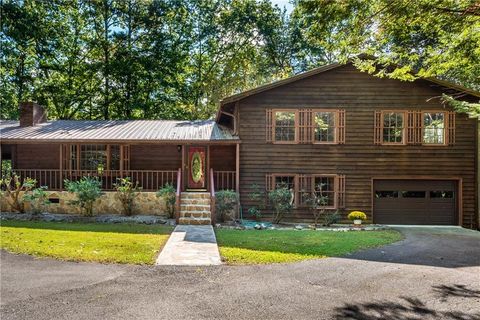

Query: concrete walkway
[[155, 225, 222, 266]]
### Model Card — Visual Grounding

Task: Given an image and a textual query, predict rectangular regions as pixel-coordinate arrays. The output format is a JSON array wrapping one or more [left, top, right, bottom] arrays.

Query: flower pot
[[353, 219, 363, 226]]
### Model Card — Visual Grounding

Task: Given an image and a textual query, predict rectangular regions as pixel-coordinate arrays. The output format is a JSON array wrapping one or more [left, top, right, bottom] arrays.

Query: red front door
[[187, 146, 206, 189]]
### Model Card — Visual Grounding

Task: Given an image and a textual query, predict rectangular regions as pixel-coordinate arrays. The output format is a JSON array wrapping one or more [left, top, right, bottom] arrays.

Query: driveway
[[1, 227, 479, 320]]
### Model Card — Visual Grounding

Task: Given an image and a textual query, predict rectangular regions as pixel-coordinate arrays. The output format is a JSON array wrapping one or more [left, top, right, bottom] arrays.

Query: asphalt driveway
[[1, 227, 479, 320]]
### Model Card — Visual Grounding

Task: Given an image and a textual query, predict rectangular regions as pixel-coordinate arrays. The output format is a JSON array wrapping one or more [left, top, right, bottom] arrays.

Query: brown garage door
[[374, 180, 457, 225]]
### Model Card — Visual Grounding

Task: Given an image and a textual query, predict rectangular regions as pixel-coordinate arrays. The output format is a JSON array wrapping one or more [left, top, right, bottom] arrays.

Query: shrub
[[157, 183, 176, 218], [347, 211, 367, 221], [0, 174, 37, 213], [247, 184, 264, 220], [302, 182, 331, 229], [268, 184, 293, 224], [215, 190, 238, 222], [64, 177, 102, 216], [24, 186, 51, 214], [323, 210, 341, 226], [114, 177, 141, 216]]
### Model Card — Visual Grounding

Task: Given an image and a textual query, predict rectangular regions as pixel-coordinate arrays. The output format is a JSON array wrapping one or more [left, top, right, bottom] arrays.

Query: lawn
[[0, 220, 173, 265], [215, 229, 402, 264]]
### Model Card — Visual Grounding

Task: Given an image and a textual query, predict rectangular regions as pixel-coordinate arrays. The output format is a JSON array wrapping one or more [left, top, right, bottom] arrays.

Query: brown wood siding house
[[1, 62, 479, 228], [218, 63, 479, 229]]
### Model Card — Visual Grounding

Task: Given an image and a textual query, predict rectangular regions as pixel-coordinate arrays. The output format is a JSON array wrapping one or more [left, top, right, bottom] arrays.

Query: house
[[1, 62, 479, 228]]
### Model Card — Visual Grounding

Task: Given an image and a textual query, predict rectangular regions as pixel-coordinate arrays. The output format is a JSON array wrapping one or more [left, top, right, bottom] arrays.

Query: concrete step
[[181, 192, 210, 200], [180, 204, 211, 211], [178, 217, 211, 225], [180, 198, 211, 205]]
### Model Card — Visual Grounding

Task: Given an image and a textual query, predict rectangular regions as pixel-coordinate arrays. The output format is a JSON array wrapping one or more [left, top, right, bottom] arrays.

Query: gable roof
[[0, 119, 239, 143], [219, 62, 480, 107]]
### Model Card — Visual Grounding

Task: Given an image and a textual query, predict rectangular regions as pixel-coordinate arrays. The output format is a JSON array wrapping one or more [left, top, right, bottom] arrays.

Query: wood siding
[[209, 145, 236, 171], [130, 145, 181, 170], [235, 64, 478, 228], [15, 144, 60, 169]]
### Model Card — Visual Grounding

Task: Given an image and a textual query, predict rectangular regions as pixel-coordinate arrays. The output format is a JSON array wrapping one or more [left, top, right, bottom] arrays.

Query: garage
[[373, 179, 457, 225]]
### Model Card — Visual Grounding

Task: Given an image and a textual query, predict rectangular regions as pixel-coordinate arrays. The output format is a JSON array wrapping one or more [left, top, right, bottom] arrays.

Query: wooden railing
[[175, 168, 181, 224], [3, 169, 178, 191], [213, 171, 236, 191], [210, 168, 216, 225]]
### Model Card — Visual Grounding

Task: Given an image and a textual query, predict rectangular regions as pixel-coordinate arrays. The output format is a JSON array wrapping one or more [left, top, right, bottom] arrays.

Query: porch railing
[[213, 171, 236, 191], [3, 169, 178, 191]]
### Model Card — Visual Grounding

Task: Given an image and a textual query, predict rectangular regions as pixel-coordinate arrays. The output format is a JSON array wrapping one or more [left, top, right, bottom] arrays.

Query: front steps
[[178, 192, 212, 225]]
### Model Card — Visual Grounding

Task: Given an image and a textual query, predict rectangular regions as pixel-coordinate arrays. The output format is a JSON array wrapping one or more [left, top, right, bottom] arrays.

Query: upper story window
[[274, 111, 297, 142], [375, 110, 454, 146], [382, 112, 405, 144], [314, 111, 336, 143], [423, 112, 445, 145], [266, 108, 345, 144]]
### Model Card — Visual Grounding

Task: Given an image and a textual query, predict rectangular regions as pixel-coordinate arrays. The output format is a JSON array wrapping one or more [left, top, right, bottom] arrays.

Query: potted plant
[[347, 211, 367, 226]]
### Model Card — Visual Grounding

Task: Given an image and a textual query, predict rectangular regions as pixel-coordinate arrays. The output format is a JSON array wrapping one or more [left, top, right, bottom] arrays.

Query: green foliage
[[295, 0, 480, 117], [0, 174, 37, 213], [156, 183, 176, 218], [247, 184, 265, 219], [323, 210, 341, 227], [23, 186, 51, 214], [302, 182, 331, 229], [268, 184, 293, 224], [215, 190, 238, 222], [114, 177, 141, 216], [64, 177, 103, 216]]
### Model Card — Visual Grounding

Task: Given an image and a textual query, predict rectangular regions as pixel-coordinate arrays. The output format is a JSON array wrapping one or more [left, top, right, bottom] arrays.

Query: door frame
[[183, 145, 209, 190], [371, 176, 462, 226]]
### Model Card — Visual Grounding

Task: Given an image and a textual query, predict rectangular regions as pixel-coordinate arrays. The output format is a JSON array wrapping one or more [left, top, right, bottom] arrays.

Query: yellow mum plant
[[347, 211, 367, 221]]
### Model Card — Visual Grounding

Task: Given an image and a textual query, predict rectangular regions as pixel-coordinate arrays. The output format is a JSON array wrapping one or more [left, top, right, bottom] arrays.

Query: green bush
[[247, 184, 264, 220], [268, 184, 293, 224], [24, 186, 51, 214], [114, 177, 141, 216], [64, 177, 102, 216], [323, 210, 341, 226], [0, 174, 37, 213], [216, 190, 238, 222], [157, 183, 176, 218]]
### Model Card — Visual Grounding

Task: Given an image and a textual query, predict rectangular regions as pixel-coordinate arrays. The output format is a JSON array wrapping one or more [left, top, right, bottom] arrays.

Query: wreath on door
[[191, 152, 203, 183]]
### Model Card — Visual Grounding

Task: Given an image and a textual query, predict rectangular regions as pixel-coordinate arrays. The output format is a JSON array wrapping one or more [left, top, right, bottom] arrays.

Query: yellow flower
[[347, 211, 367, 221]]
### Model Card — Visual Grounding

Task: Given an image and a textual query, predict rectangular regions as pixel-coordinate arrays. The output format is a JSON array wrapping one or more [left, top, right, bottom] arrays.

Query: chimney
[[19, 102, 47, 127]]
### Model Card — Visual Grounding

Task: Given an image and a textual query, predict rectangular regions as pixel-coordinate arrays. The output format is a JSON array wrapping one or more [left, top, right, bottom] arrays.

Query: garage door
[[374, 180, 457, 225]]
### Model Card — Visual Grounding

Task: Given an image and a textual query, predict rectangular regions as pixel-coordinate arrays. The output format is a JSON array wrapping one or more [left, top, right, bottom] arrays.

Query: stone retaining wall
[[0, 191, 167, 216]]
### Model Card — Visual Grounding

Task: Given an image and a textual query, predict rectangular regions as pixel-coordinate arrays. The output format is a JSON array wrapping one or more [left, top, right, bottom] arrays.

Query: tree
[[294, 0, 480, 117]]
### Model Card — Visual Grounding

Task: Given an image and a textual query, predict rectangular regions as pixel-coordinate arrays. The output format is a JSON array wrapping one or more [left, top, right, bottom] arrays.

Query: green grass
[[215, 229, 403, 265], [0, 220, 173, 265]]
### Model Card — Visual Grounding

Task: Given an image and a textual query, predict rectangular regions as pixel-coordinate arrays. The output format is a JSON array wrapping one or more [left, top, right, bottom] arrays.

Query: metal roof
[[0, 120, 239, 143]]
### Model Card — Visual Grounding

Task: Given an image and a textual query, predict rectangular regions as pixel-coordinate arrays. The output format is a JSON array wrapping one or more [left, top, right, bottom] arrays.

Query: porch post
[[235, 143, 240, 192], [59, 144, 63, 190]]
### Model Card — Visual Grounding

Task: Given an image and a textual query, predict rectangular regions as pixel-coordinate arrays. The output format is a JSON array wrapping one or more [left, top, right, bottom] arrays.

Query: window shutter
[[299, 109, 312, 143], [337, 110, 346, 144], [337, 175, 346, 208], [120, 145, 130, 173], [447, 111, 455, 145], [265, 174, 274, 192], [266, 109, 273, 143], [407, 111, 422, 145], [374, 111, 382, 145]]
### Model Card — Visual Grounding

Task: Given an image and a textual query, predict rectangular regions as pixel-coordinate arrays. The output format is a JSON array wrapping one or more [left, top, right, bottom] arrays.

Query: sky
[[270, 0, 294, 14]]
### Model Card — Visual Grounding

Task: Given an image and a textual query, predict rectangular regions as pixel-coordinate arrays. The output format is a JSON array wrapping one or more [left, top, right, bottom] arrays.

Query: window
[[314, 112, 336, 143], [401, 191, 426, 198], [430, 191, 454, 198], [375, 191, 399, 198], [68, 144, 121, 171], [274, 111, 296, 142], [267, 109, 345, 144], [423, 112, 445, 144], [382, 112, 404, 144], [313, 176, 336, 207], [274, 175, 296, 204]]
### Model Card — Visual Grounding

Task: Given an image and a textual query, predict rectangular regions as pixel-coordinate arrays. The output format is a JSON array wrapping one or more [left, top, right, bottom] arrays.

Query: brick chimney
[[19, 102, 47, 127]]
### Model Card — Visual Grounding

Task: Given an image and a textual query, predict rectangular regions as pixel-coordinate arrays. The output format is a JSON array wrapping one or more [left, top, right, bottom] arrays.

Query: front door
[[187, 146, 206, 189]]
